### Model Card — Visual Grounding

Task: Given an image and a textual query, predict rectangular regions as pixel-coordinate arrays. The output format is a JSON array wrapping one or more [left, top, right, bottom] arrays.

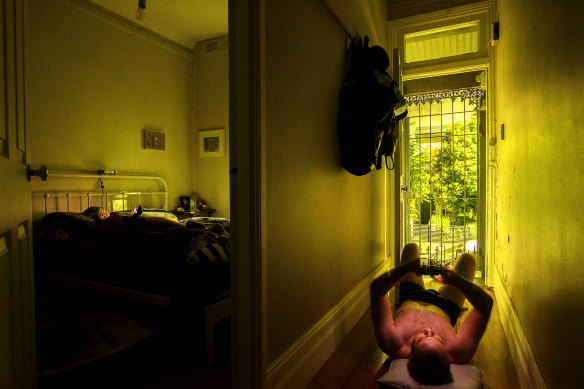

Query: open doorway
[[388, 1, 496, 283], [402, 80, 486, 279], [22, 1, 234, 388]]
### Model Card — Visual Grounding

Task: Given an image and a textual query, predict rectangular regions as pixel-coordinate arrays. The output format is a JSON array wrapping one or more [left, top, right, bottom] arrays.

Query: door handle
[[27, 164, 48, 181]]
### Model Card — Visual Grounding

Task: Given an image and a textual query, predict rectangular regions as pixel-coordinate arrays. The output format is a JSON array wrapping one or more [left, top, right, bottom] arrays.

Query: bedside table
[[195, 208, 216, 217]]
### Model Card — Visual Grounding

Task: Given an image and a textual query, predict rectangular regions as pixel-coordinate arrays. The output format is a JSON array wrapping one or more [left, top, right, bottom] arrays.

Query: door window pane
[[405, 22, 480, 63], [405, 88, 483, 266]]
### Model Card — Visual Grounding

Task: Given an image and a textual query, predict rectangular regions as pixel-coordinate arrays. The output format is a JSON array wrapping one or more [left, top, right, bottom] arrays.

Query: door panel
[[1, 0, 36, 387]]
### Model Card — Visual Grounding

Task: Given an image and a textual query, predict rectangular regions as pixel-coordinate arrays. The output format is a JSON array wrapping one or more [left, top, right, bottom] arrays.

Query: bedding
[[34, 208, 231, 303]]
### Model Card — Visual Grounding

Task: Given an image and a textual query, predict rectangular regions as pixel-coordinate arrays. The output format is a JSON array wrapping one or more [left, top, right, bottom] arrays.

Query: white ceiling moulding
[[387, 0, 485, 21], [64, 0, 194, 57]]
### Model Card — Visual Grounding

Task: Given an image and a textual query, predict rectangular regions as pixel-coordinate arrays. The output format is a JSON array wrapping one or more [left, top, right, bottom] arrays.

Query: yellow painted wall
[[193, 39, 230, 218], [26, 0, 195, 207], [264, 0, 389, 363], [494, 0, 584, 386]]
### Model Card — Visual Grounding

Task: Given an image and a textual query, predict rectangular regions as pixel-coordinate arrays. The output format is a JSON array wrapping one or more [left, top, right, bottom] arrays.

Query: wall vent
[[195, 35, 228, 57], [206, 40, 218, 52]]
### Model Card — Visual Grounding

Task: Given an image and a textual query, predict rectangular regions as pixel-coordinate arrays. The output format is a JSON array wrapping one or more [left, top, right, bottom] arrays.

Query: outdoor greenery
[[409, 114, 478, 226], [429, 213, 452, 233]]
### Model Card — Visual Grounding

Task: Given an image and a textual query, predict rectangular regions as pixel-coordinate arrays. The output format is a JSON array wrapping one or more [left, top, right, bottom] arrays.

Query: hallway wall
[[494, 1, 584, 387], [193, 38, 230, 218], [263, 0, 389, 366]]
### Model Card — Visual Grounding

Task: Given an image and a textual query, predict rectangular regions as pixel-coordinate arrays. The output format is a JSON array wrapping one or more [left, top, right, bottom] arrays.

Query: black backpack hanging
[[337, 35, 408, 176]]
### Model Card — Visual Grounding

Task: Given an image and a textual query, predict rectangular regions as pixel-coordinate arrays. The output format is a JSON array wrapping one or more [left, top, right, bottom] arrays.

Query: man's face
[[408, 328, 453, 385], [412, 327, 445, 353]]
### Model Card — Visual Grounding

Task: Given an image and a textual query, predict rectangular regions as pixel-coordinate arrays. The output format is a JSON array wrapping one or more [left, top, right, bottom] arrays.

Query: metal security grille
[[404, 88, 484, 267]]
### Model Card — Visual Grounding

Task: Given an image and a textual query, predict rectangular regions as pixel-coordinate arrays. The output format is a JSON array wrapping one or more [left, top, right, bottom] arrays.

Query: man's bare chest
[[394, 302, 455, 342]]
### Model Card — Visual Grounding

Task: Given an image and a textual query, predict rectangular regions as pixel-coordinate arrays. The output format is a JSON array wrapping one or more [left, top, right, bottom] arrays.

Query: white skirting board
[[494, 270, 547, 389], [267, 259, 390, 389]]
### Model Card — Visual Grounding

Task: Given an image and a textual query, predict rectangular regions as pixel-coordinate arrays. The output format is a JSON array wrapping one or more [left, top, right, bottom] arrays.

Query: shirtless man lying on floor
[[370, 243, 493, 385]]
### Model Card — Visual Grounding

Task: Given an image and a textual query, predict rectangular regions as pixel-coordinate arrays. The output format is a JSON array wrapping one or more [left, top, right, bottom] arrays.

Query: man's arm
[[438, 270, 493, 363], [370, 258, 420, 355]]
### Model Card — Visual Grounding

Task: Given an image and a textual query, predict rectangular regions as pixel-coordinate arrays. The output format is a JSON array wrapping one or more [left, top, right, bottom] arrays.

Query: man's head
[[82, 206, 110, 220], [407, 328, 453, 385]]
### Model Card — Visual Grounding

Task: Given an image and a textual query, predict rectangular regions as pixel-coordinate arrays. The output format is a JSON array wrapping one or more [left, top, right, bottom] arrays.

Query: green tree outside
[[409, 115, 478, 227]]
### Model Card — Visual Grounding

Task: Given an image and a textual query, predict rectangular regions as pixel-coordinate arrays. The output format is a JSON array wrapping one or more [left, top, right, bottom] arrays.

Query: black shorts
[[399, 281, 461, 326]]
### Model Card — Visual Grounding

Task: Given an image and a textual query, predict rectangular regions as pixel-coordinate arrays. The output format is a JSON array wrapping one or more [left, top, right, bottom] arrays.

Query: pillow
[[140, 210, 179, 221], [377, 359, 483, 389]]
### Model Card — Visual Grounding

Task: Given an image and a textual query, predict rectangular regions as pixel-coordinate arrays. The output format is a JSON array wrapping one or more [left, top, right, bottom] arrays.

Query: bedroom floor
[[36, 319, 232, 389], [307, 285, 520, 389], [35, 285, 232, 389]]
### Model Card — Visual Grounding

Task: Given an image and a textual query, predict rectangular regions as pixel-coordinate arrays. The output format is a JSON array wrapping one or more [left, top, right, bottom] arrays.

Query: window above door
[[405, 22, 480, 63], [388, 1, 495, 78]]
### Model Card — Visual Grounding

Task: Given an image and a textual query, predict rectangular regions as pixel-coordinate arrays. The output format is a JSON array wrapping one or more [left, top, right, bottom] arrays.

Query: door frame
[[228, 0, 266, 387], [387, 0, 497, 286]]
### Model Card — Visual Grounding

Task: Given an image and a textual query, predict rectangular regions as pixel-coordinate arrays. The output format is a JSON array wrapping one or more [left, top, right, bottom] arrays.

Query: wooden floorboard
[[307, 286, 520, 389]]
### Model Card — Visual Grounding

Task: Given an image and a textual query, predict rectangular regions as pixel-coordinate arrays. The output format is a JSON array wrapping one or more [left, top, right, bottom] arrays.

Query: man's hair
[[407, 347, 453, 385]]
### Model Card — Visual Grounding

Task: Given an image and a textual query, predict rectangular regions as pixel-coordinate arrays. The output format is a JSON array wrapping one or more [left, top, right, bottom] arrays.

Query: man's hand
[[432, 268, 492, 316], [371, 257, 421, 296], [430, 268, 459, 285]]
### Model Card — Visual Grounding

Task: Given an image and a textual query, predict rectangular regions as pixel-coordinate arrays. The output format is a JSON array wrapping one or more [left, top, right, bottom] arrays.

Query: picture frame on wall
[[199, 128, 226, 158]]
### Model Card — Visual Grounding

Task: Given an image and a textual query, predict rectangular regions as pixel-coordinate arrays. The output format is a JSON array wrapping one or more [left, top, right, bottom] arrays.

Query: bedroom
[[2, 0, 584, 388], [24, 0, 232, 386]]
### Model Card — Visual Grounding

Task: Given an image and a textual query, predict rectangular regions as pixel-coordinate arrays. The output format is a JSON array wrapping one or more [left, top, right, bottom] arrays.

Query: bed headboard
[[31, 170, 168, 221]]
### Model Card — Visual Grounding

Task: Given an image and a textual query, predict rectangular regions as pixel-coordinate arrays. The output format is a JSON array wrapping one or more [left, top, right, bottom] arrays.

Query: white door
[[1, 0, 37, 387]]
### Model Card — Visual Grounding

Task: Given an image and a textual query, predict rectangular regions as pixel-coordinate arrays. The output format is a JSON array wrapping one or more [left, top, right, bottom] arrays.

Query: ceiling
[[90, 0, 228, 49]]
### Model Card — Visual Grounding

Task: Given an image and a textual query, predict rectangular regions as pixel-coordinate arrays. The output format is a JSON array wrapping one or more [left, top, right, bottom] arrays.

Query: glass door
[[403, 88, 484, 271]]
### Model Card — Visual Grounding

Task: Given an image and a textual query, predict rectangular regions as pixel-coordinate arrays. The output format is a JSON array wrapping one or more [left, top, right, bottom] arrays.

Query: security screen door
[[403, 88, 484, 272]]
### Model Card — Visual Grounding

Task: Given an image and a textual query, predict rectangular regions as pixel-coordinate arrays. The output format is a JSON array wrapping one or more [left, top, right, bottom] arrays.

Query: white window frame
[[388, 1, 496, 80]]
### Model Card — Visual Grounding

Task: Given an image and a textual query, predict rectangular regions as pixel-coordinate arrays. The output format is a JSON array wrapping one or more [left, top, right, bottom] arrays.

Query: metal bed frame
[[31, 170, 169, 217]]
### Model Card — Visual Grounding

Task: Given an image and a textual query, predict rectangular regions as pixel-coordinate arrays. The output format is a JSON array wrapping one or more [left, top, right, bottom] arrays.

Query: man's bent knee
[[400, 243, 420, 265], [454, 252, 477, 280], [457, 252, 477, 266], [402, 243, 420, 260], [404, 242, 419, 251]]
